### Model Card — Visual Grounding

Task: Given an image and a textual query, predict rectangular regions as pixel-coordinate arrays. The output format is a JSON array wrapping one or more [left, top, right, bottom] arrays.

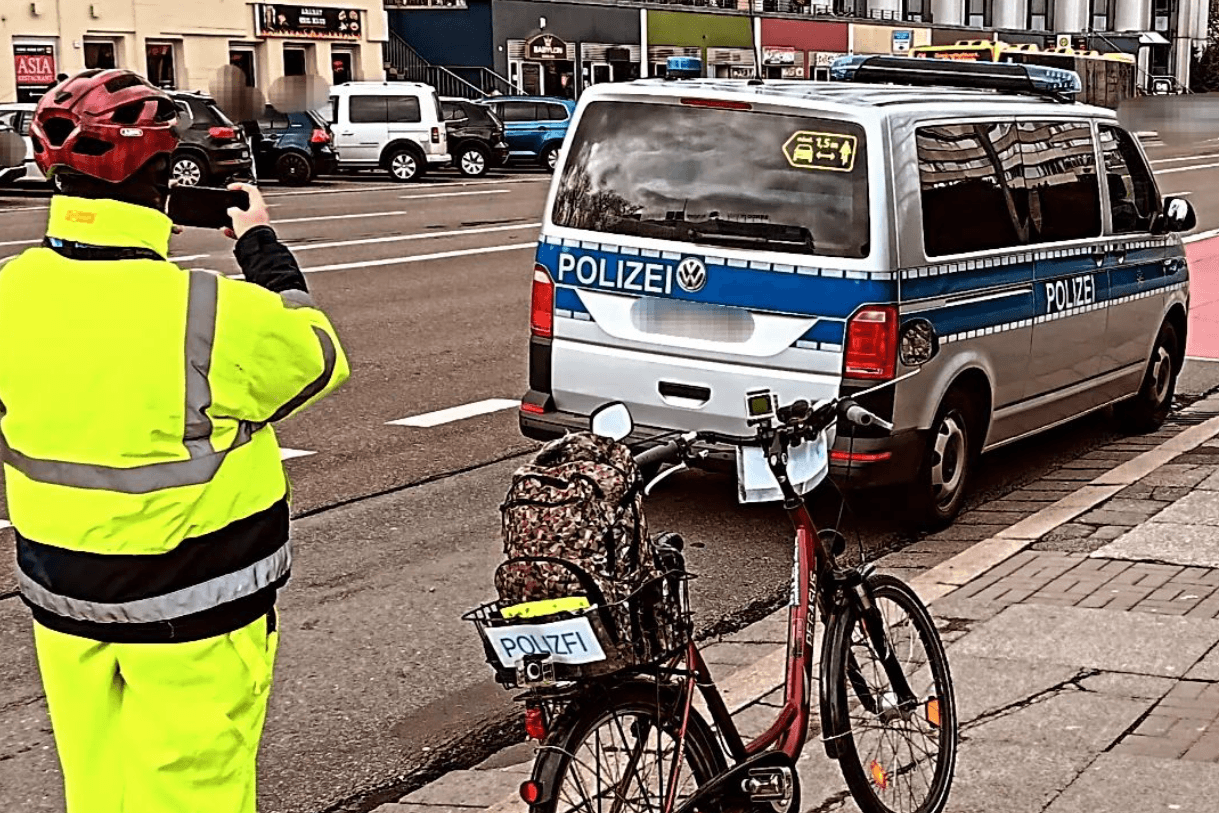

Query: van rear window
[[552, 101, 870, 259]]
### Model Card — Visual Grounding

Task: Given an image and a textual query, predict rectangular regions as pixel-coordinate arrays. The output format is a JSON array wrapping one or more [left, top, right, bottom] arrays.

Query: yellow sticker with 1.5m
[[783, 131, 858, 172]]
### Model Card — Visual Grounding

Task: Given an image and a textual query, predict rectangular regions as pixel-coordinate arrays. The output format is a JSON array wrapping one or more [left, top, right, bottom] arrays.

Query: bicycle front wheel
[[824, 573, 957, 813], [531, 681, 726, 813]]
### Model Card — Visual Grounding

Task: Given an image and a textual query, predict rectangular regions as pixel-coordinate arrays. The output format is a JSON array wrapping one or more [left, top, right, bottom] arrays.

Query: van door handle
[[658, 381, 711, 406]]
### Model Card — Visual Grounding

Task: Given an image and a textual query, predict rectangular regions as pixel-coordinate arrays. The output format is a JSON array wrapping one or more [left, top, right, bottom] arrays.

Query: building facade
[[388, 0, 1209, 97], [2, 1, 388, 105]]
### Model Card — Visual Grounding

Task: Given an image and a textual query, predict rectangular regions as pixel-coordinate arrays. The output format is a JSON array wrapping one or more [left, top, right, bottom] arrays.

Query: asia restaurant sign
[[526, 34, 569, 61], [14, 44, 56, 87], [255, 5, 362, 40]]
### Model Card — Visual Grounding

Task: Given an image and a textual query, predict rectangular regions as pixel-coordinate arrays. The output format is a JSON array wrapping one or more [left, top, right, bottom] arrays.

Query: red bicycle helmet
[[31, 69, 179, 184]]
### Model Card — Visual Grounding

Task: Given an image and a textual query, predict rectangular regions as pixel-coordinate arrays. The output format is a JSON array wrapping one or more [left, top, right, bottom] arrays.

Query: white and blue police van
[[519, 55, 1195, 528]]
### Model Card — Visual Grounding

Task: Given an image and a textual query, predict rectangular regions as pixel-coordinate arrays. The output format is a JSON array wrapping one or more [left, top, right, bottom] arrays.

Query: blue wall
[[389, 0, 494, 68]]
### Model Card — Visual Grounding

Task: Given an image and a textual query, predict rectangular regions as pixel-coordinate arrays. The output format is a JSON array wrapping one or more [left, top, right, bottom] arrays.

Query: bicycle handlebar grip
[[844, 404, 895, 432], [635, 441, 681, 469]]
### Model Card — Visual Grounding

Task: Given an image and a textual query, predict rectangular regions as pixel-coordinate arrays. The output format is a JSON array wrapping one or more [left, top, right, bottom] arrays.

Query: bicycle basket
[[465, 570, 693, 689]]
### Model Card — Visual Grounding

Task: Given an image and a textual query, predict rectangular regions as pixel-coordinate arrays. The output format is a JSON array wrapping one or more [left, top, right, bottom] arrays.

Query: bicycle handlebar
[[629, 396, 891, 468]]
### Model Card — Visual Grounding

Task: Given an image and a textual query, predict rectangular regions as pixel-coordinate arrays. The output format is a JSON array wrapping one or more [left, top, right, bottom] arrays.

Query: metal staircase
[[383, 32, 520, 98]]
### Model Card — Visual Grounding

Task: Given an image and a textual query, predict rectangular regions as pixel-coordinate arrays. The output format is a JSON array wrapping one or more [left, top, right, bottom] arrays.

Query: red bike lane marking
[[1187, 237, 1219, 360]]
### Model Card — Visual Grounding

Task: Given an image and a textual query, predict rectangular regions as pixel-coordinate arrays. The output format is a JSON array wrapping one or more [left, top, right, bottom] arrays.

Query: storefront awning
[[1138, 32, 1170, 46]]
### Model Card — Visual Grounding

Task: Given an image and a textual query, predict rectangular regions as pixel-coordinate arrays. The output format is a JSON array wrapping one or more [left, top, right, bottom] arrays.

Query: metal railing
[[383, 32, 488, 99], [448, 66, 522, 96]]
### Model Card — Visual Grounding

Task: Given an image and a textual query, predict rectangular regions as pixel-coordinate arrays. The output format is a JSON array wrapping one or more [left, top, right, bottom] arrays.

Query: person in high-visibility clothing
[[0, 70, 349, 813]]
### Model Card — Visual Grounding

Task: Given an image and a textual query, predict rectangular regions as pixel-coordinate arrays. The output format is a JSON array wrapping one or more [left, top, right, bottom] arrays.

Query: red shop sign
[[15, 44, 56, 86]]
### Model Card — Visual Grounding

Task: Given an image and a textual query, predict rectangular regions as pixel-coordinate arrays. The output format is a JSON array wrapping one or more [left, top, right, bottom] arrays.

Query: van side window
[[1018, 121, 1101, 243], [387, 96, 421, 123], [349, 96, 387, 123], [916, 123, 1026, 257], [1099, 125, 1159, 234]]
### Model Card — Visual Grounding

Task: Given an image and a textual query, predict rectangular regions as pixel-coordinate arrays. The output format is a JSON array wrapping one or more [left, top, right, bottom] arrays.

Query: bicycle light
[[524, 705, 547, 741], [520, 779, 543, 804]]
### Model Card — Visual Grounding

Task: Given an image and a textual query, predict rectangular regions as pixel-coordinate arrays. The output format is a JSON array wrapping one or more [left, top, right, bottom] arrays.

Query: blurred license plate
[[485, 616, 606, 668]]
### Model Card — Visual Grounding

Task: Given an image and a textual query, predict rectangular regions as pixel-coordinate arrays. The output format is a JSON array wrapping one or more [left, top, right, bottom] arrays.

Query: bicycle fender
[[818, 603, 847, 760]]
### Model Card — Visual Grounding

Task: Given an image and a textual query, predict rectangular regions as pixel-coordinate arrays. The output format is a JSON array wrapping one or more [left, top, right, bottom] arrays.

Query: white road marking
[[1155, 161, 1219, 175], [276, 209, 410, 224], [287, 221, 539, 253], [1184, 227, 1219, 244], [397, 190, 510, 200], [170, 253, 211, 263], [0, 519, 11, 531], [1186, 356, 1219, 363], [0, 238, 38, 247], [387, 398, 519, 428], [0, 204, 50, 213], [1165, 191, 1194, 196], [265, 177, 544, 198], [280, 448, 316, 460], [1151, 152, 1219, 165], [302, 241, 535, 274]]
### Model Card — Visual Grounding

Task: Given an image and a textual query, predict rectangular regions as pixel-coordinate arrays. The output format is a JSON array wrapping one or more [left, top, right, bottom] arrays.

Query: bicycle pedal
[[741, 765, 795, 805]]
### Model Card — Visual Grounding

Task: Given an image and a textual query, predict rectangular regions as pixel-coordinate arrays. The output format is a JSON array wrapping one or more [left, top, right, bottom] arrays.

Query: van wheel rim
[[1151, 346, 1173, 404], [392, 154, 417, 179], [461, 150, 485, 175], [930, 413, 966, 510], [172, 159, 202, 186]]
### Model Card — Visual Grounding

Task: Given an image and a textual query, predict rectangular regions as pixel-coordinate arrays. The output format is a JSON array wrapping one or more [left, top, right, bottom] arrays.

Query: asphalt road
[[2, 138, 1219, 813]]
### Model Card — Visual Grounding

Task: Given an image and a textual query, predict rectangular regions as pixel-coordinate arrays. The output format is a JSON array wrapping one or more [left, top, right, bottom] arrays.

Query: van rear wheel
[[1117, 322, 1179, 434], [908, 391, 976, 531]]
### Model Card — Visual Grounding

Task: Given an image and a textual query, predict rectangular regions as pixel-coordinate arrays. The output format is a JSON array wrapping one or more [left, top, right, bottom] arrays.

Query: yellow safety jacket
[[0, 196, 349, 642]]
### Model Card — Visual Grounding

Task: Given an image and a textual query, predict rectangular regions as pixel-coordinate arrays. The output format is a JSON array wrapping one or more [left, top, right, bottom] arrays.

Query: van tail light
[[844, 305, 898, 380], [310, 128, 331, 144], [431, 126, 441, 144], [208, 126, 237, 141], [530, 265, 554, 338]]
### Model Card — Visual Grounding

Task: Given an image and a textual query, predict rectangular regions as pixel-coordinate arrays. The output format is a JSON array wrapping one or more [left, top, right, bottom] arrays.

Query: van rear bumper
[[520, 394, 928, 489]]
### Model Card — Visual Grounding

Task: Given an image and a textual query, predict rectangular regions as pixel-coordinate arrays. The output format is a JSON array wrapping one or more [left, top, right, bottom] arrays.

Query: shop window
[[916, 122, 1026, 257], [965, 0, 991, 27], [1018, 121, 1101, 244], [230, 50, 256, 86], [903, 0, 928, 22], [146, 43, 176, 89], [332, 51, 353, 85], [84, 42, 116, 70], [1028, 0, 1051, 30], [1090, 0, 1113, 31], [1099, 126, 1159, 234], [284, 48, 306, 77]]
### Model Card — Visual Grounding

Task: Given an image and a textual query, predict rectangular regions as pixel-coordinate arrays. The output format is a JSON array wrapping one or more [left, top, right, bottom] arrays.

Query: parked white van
[[328, 82, 449, 181]]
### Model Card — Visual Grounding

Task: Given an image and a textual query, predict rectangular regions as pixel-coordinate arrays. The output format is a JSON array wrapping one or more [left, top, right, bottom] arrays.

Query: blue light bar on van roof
[[666, 56, 703, 79], [830, 55, 1083, 100]]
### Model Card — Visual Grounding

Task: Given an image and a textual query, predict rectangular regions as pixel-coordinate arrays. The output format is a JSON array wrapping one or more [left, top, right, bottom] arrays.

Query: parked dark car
[[473, 96, 576, 171], [254, 106, 337, 185], [169, 92, 253, 187], [440, 97, 508, 178]]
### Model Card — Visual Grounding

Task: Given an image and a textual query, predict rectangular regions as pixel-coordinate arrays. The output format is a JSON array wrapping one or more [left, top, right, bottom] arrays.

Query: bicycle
[[469, 389, 957, 813]]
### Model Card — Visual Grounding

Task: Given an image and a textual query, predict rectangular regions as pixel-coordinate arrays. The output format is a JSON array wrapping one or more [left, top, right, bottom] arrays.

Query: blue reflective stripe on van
[[554, 287, 588, 314], [799, 320, 847, 345], [535, 242, 897, 320]]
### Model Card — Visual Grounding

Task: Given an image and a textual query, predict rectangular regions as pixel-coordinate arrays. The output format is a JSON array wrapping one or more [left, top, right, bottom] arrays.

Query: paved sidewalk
[[380, 396, 1219, 813]]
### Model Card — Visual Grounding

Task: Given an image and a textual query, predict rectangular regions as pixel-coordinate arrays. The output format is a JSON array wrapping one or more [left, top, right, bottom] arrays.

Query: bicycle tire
[[529, 680, 727, 813], [824, 574, 957, 813]]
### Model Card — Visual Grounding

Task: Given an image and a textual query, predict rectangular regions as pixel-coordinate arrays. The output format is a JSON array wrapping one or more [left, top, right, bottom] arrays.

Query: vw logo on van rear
[[676, 257, 708, 294]]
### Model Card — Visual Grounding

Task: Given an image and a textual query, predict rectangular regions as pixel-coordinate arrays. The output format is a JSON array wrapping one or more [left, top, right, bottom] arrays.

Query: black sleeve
[[233, 225, 308, 294]]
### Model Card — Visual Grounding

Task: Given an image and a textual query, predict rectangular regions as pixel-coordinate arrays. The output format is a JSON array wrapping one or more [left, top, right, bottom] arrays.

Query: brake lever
[[644, 463, 689, 496]]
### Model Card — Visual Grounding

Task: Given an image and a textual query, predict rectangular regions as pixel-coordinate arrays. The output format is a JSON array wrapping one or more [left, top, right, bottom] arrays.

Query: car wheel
[[540, 143, 560, 172], [387, 148, 424, 182], [275, 152, 313, 186], [1117, 321, 1180, 434], [457, 143, 490, 177], [171, 154, 206, 187], [908, 390, 977, 531]]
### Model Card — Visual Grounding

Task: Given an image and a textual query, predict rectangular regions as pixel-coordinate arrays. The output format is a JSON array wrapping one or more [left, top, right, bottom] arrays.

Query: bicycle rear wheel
[[824, 574, 957, 813], [530, 680, 726, 813]]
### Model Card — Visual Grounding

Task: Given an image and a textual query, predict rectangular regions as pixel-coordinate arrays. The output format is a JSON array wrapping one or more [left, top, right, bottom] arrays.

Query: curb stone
[[383, 396, 1219, 813]]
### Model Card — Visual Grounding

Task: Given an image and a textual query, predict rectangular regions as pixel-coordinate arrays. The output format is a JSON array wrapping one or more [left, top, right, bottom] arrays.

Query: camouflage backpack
[[495, 432, 686, 662]]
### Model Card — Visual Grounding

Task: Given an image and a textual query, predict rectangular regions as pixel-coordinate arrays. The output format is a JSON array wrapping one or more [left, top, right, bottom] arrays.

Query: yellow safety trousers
[[34, 611, 279, 813]]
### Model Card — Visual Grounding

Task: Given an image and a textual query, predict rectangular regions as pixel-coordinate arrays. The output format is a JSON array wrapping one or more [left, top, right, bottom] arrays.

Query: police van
[[519, 55, 1196, 528]]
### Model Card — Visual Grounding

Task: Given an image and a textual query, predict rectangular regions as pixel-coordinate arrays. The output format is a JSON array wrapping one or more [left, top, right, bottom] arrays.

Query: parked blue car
[[474, 96, 576, 171]]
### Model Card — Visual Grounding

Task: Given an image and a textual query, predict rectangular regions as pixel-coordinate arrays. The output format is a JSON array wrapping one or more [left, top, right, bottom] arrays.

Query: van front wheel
[[1117, 322, 1179, 434], [908, 392, 976, 531]]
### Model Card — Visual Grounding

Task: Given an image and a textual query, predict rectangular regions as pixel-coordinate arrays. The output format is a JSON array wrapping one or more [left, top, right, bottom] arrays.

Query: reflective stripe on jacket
[[0, 196, 350, 642]]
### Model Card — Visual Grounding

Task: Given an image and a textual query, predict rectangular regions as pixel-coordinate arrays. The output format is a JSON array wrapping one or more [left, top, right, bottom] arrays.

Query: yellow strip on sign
[[501, 596, 592, 619], [782, 131, 858, 173]]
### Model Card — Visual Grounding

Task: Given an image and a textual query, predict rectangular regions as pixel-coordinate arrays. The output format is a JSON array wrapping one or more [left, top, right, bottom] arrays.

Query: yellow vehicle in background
[[911, 40, 1136, 108]]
